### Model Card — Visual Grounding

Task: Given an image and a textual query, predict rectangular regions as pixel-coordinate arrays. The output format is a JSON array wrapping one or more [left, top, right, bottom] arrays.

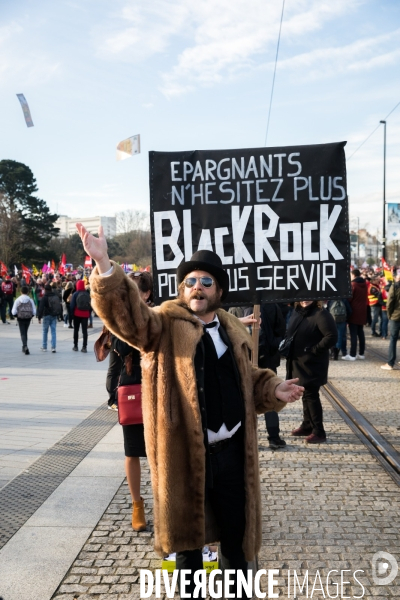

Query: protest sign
[[150, 142, 351, 306], [16, 94, 34, 127]]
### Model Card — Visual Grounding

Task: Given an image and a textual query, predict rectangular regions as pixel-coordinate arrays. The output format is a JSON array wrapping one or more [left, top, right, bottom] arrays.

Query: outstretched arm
[[252, 368, 304, 414], [76, 223, 111, 274], [274, 378, 304, 403], [75, 223, 162, 352]]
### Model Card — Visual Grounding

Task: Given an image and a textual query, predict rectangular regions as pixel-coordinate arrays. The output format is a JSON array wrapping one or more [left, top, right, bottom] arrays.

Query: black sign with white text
[[149, 142, 351, 305]]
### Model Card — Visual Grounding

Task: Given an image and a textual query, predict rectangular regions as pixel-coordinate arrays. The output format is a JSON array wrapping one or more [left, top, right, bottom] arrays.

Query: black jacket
[[286, 304, 337, 388], [259, 303, 286, 372], [38, 291, 60, 319], [111, 336, 142, 386]]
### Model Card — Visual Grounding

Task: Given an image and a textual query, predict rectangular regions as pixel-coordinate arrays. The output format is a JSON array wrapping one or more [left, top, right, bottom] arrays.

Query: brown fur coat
[[90, 262, 286, 560]]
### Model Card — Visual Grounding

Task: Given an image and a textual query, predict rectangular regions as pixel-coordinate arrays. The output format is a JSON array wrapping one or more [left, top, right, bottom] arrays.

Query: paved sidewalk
[[0, 317, 105, 489]]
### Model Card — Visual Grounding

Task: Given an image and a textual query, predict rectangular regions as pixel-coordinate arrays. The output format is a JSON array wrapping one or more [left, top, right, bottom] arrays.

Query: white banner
[[387, 203, 400, 242]]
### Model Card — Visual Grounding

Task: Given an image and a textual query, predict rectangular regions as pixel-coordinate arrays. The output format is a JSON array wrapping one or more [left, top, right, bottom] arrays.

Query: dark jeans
[[388, 320, 400, 367], [18, 318, 31, 347], [301, 386, 325, 437], [381, 311, 388, 338], [371, 305, 381, 335], [176, 432, 249, 599], [73, 316, 88, 347], [336, 321, 347, 355], [64, 304, 73, 326], [1, 296, 14, 320], [265, 411, 280, 440], [0, 301, 6, 323], [349, 323, 365, 357]]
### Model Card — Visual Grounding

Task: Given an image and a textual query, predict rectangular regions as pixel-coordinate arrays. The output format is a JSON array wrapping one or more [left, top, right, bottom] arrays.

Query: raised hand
[[75, 223, 111, 274], [274, 378, 304, 403]]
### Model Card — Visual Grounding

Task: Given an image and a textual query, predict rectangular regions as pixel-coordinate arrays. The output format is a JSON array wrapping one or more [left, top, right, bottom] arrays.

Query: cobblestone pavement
[[328, 329, 400, 454], [52, 345, 400, 600]]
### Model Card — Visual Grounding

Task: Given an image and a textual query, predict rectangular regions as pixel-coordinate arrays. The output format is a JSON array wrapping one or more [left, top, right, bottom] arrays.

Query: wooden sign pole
[[251, 304, 261, 367]]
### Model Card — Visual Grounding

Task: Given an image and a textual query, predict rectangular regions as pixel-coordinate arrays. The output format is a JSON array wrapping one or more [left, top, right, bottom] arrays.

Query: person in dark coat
[[105, 270, 153, 532], [70, 279, 91, 352], [288, 300, 337, 443], [344, 269, 368, 361], [259, 303, 286, 449], [327, 298, 352, 359]]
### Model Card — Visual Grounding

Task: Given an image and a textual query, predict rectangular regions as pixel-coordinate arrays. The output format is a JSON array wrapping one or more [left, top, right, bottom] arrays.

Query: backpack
[[76, 291, 91, 311], [329, 299, 346, 323], [47, 294, 62, 317], [3, 281, 13, 295], [17, 300, 34, 319]]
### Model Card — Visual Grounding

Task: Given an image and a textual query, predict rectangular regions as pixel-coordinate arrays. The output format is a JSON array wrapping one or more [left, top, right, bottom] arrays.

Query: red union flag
[[84, 256, 92, 268], [381, 257, 394, 281], [381, 257, 390, 271], [21, 263, 31, 283], [0, 261, 7, 276]]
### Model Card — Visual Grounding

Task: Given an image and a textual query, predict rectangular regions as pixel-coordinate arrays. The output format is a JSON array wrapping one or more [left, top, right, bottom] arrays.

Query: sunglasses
[[184, 276, 215, 289]]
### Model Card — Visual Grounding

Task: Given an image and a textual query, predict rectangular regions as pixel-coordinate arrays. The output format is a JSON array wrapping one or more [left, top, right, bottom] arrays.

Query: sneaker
[[356, 354, 365, 360], [68, 325, 73, 329], [269, 438, 287, 449], [25, 348, 30, 355], [3, 321, 10, 325], [291, 426, 312, 437], [371, 332, 380, 337], [63, 324, 68, 328], [381, 364, 393, 370], [72, 345, 78, 351], [305, 433, 327, 444], [81, 347, 87, 353], [41, 347, 47, 352], [51, 348, 56, 353], [108, 403, 118, 411], [342, 355, 356, 361]]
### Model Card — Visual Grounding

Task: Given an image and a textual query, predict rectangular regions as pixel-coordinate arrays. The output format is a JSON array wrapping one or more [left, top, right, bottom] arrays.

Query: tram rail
[[323, 380, 400, 487]]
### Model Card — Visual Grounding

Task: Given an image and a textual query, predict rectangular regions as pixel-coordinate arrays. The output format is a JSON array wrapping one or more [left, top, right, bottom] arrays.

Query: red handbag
[[117, 384, 143, 425]]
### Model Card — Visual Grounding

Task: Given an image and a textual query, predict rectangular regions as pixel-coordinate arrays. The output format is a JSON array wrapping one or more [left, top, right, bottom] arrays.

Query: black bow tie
[[203, 321, 217, 330]]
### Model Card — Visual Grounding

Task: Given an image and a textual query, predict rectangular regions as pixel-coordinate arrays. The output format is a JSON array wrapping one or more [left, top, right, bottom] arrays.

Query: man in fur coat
[[76, 223, 303, 598]]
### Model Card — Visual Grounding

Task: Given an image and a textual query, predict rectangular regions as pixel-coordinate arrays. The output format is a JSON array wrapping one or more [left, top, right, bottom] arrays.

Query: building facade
[[56, 215, 116, 238]]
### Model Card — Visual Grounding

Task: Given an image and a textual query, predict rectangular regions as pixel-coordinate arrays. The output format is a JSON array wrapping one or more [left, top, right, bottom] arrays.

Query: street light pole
[[380, 120, 386, 259]]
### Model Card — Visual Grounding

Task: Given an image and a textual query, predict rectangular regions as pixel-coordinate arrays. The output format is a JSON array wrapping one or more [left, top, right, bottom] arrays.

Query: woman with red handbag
[[112, 271, 153, 531]]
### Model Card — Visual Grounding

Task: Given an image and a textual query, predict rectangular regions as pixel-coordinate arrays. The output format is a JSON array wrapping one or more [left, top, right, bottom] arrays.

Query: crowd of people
[[0, 270, 94, 354]]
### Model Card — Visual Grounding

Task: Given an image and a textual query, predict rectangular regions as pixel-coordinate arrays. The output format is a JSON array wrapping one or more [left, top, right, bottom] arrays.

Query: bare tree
[[0, 192, 21, 264], [115, 210, 150, 234]]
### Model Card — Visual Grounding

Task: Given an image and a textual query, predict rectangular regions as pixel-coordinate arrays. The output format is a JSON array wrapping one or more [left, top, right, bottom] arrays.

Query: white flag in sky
[[16, 94, 34, 127], [116, 134, 140, 161]]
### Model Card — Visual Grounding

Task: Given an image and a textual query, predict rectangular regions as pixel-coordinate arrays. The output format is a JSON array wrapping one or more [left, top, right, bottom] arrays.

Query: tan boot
[[132, 497, 146, 531]]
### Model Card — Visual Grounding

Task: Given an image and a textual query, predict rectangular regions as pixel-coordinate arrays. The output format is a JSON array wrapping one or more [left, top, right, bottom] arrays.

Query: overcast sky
[[1, 0, 399, 236]]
